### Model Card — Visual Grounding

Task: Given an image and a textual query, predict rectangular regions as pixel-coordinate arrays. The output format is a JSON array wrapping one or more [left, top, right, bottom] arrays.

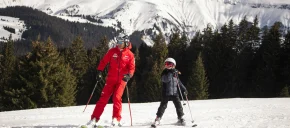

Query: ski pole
[[177, 82, 186, 105], [125, 85, 133, 126], [83, 81, 99, 112], [175, 74, 186, 105], [185, 94, 194, 123]]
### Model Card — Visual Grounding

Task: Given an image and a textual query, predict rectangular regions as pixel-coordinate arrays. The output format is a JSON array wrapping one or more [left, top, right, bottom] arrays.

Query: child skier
[[151, 57, 188, 127]]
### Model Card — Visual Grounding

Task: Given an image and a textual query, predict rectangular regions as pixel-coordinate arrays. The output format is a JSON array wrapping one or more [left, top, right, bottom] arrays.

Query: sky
[[1, 98, 290, 128]]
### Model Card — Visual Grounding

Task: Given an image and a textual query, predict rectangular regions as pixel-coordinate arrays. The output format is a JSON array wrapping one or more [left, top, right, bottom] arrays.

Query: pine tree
[[280, 31, 290, 94], [168, 32, 180, 58], [64, 36, 88, 104], [7, 37, 77, 109], [205, 24, 236, 98], [227, 19, 238, 51], [77, 47, 99, 105], [226, 19, 244, 97], [0, 34, 16, 111], [176, 33, 188, 82], [0, 35, 16, 87], [187, 52, 209, 100], [145, 61, 162, 101], [128, 47, 140, 102], [185, 31, 203, 89], [237, 16, 250, 51], [236, 16, 260, 97], [143, 33, 168, 102], [168, 32, 181, 70], [152, 33, 168, 73], [65, 36, 88, 80], [254, 22, 282, 97], [96, 36, 109, 60], [249, 15, 261, 48], [201, 24, 218, 98], [136, 43, 152, 102], [279, 85, 289, 97]]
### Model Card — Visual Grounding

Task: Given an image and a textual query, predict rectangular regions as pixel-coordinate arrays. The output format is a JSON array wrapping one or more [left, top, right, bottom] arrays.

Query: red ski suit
[[91, 44, 135, 122]]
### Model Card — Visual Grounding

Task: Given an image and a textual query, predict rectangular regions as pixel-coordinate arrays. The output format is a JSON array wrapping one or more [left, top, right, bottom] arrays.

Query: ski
[[192, 124, 198, 127], [151, 124, 157, 128], [80, 120, 124, 128], [80, 125, 110, 128], [150, 122, 197, 128], [151, 120, 159, 128]]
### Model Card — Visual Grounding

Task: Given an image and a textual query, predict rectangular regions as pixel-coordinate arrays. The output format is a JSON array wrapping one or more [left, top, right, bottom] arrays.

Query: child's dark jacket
[[161, 69, 187, 96]]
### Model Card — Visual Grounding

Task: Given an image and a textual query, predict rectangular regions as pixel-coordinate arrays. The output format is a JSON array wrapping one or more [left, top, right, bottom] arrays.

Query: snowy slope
[[0, 16, 26, 42], [0, 98, 290, 128], [0, 0, 290, 43]]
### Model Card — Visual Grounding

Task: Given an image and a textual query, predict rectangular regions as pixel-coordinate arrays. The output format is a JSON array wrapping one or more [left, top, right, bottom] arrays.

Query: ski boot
[[81, 118, 99, 128], [111, 118, 122, 127], [177, 116, 186, 126], [151, 117, 161, 128]]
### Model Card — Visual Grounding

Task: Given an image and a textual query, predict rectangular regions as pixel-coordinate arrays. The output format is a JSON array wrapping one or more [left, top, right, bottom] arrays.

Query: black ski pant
[[156, 95, 184, 119]]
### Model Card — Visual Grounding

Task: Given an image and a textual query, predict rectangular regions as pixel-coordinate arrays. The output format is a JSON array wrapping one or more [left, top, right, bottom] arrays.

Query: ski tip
[[192, 124, 197, 127]]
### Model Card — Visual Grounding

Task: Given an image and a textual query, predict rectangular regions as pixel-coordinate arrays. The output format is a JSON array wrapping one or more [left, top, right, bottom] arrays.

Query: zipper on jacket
[[173, 72, 178, 95], [171, 74, 175, 96], [118, 50, 122, 83]]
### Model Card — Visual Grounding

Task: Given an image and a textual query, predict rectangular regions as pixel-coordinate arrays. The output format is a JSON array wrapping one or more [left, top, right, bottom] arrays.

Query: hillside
[[0, 98, 290, 128]]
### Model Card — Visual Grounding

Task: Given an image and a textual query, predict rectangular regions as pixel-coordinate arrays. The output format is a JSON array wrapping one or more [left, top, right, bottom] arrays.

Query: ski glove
[[122, 74, 131, 82], [184, 90, 188, 95], [96, 70, 102, 81]]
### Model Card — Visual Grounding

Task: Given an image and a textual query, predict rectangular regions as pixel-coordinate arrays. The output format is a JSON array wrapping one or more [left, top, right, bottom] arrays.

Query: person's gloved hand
[[184, 90, 188, 95], [96, 70, 102, 81], [173, 69, 181, 75], [173, 69, 179, 73], [122, 74, 131, 82]]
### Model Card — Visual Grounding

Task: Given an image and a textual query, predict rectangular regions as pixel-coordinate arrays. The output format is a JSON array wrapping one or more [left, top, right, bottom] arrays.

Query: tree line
[[1, 15, 290, 111]]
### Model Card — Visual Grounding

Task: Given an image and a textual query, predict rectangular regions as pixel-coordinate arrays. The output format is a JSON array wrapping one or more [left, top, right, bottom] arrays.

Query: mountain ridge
[[1, 0, 290, 44]]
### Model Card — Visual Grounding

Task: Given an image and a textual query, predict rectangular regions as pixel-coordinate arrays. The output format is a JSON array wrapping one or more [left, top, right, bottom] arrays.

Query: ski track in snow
[[0, 98, 290, 128]]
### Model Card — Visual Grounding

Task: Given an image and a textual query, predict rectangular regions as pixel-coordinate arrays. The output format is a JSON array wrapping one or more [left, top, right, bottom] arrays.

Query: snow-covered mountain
[[1, 98, 290, 128], [0, 0, 290, 44], [0, 16, 26, 42]]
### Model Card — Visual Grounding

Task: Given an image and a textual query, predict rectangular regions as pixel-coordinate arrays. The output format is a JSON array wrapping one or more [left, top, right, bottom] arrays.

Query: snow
[[1, 0, 290, 44], [1, 98, 290, 128], [1, 0, 290, 31], [0, 16, 26, 42]]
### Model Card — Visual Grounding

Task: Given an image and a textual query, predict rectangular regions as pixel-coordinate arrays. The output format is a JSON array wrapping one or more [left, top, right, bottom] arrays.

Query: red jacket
[[97, 43, 135, 81]]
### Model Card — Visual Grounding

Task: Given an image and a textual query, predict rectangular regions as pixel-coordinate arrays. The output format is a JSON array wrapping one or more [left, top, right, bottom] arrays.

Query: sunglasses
[[165, 62, 174, 66]]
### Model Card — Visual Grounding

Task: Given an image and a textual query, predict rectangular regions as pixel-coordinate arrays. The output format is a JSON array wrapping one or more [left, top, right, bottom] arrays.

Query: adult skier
[[86, 33, 135, 127], [151, 57, 188, 128]]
